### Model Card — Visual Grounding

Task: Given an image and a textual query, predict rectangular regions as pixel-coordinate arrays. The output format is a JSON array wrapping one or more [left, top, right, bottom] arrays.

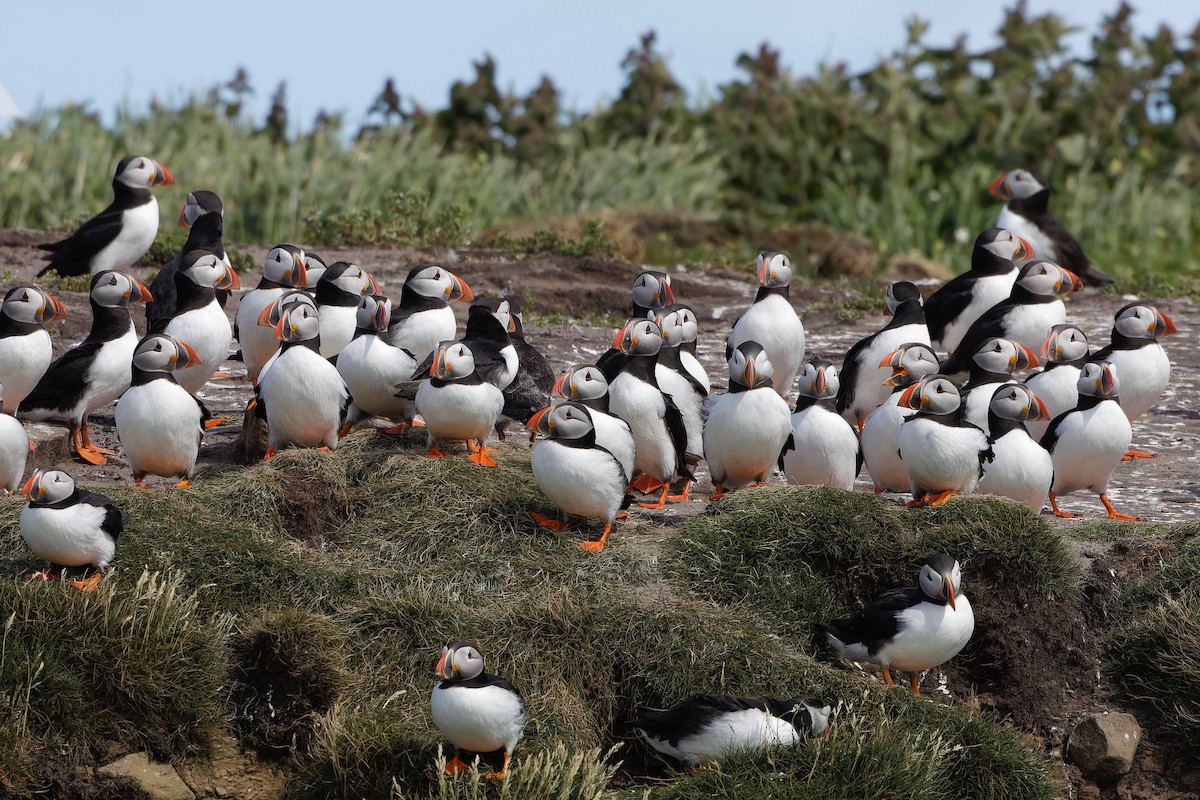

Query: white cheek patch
[[982, 239, 1018, 260]]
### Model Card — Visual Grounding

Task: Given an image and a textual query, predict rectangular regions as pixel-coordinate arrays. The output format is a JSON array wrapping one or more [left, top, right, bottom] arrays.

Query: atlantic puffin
[[726, 252, 805, 397], [475, 297, 554, 434], [300, 252, 328, 289], [387, 264, 473, 363], [412, 304, 518, 391], [956, 337, 1038, 435], [18, 271, 152, 465], [1042, 361, 1140, 520], [414, 341, 505, 466], [651, 305, 708, 496], [234, 245, 308, 385], [154, 250, 241, 397], [663, 302, 709, 392], [146, 190, 229, 328], [335, 294, 417, 431], [0, 384, 29, 495], [37, 155, 174, 278], [254, 304, 350, 458], [431, 641, 526, 779], [702, 341, 792, 498], [836, 281, 930, 430], [20, 469, 123, 591], [114, 334, 207, 487], [1092, 303, 1178, 458], [540, 364, 635, 479], [253, 290, 319, 383], [782, 359, 861, 491], [314, 261, 382, 357], [896, 374, 994, 506], [989, 168, 1112, 287], [528, 402, 631, 551], [596, 270, 676, 381], [976, 383, 1053, 512], [820, 553, 974, 694], [0, 285, 67, 413], [632, 695, 832, 768], [1025, 324, 1090, 442], [608, 319, 694, 508], [861, 343, 942, 494], [924, 227, 1032, 354]]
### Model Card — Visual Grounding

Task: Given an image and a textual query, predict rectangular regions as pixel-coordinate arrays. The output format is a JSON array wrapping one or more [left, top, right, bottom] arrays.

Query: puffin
[[650, 305, 707, 497], [234, 245, 308, 385], [820, 553, 974, 694], [18, 271, 153, 465], [1092, 303, 1178, 458], [253, 290, 319, 383], [431, 641, 526, 780], [632, 695, 832, 768], [20, 469, 124, 591], [726, 252, 805, 398], [956, 337, 1039, 435], [665, 302, 710, 392], [335, 294, 417, 432], [301, 252, 328, 289], [702, 341, 793, 498], [37, 155, 174, 278], [782, 359, 861, 491], [896, 374, 994, 506], [114, 334, 206, 487], [836, 281, 930, 431], [475, 297, 554, 434], [528, 402, 631, 551], [0, 383, 29, 495], [989, 168, 1112, 287], [0, 285, 68, 413], [146, 189, 230, 328], [608, 319, 694, 508], [154, 250, 241, 397], [941, 259, 1082, 375], [1025, 324, 1090, 442], [540, 364, 635, 479], [1042, 361, 1140, 520], [314, 261, 382, 357], [414, 341, 505, 466], [412, 304, 518, 392], [924, 227, 1033, 354], [976, 383, 1053, 512], [254, 304, 350, 458], [597, 270, 676, 381], [387, 264, 474, 364], [861, 343, 942, 494]]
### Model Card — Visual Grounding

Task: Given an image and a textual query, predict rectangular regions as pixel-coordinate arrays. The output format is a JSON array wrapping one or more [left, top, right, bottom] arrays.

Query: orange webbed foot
[[1122, 449, 1157, 460], [75, 447, 108, 466], [666, 480, 692, 501], [444, 754, 469, 776], [173, 479, 191, 489], [629, 474, 665, 494], [27, 440, 36, 453], [25, 566, 60, 581], [927, 489, 957, 507], [579, 523, 613, 552], [1048, 492, 1074, 518], [1101, 493, 1145, 522], [338, 422, 352, 437], [530, 512, 570, 531], [264, 446, 278, 460], [638, 485, 670, 509], [382, 423, 411, 435], [709, 484, 726, 501], [424, 444, 451, 458], [69, 573, 102, 592], [203, 417, 229, 429], [466, 449, 497, 467]]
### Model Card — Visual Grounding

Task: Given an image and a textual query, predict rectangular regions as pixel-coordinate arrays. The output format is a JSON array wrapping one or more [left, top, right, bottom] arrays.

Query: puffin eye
[[433, 271, 441, 280], [20, 292, 29, 302], [936, 385, 945, 393], [993, 343, 1002, 352]]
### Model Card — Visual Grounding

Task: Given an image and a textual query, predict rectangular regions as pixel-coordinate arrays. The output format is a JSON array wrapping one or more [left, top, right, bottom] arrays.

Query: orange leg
[[874, 485, 883, 495], [1100, 493, 1144, 522], [530, 512, 570, 531], [615, 511, 629, 520], [485, 751, 511, 781], [927, 489, 957, 507], [466, 440, 497, 467], [211, 370, 234, 379], [1048, 491, 1074, 518], [639, 485, 670, 509], [174, 479, 191, 489], [132, 475, 151, 489], [81, 420, 117, 454], [27, 439, 36, 453], [709, 483, 726, 501], [579, 522, 613, 553], [69, 572, 103, 592], [425, 443, 451, 458], [1122, 449, 1157, 460], [666, 480, 692, 501], [882, 665, 895, 685], [444, 753, 469, 776], [264, 446, 278, 460], [382, 422, 412, 435], [338, 421, 353, 437], [317, 446, 334, 453], [856, 414, 865, 434], [203, 417, 229, 429], [72, 427, 107, 466], [908, 672, 921, 695], [629, 474, 665, 494]]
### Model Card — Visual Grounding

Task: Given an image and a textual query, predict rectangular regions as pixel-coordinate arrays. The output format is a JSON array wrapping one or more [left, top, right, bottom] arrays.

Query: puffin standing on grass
[[19, 271, 152, 465], [19, 469, 123, 591], [37, 155, 174, 278], [0, 285, 68, 413], [1092, 303, 1178, 458], [989, 168, 1112, 287], [146, 190, 230, 328], [414, 341, 505, 466], [335, 294, 417, 432], [1025, 324, 1090, 442], [896, 374, 994, 506], [539, 364, 635, 479], [528, 402, 630, 552], [726, 252, 805, 398], [820, 553, 974, 694], [836, 281, 930, 431], [234, 245, 308, 386], [632, 695, 832, 768], [155, 250, 241, 399], [976, 384, 1053, 512], [1042, 361, 1141, 520], [431, 641, 527, 780], [314, 261, 382, 357], [115, 334, 207, 487], [862, 343, 942, 494], [925, 227, 1033, 354], [387, 264, 474, 364], [702, 341, 793, 498], [782, 360, 861, 491]]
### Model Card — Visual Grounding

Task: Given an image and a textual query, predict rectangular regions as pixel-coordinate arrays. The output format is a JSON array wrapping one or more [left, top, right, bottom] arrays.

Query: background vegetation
[[1, 2, 1197, 280]]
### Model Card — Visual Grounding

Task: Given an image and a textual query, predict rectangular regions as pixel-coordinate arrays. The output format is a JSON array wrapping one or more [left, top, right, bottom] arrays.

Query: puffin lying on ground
[[20, 469, 124, 592], [431, 641, 526, 780]]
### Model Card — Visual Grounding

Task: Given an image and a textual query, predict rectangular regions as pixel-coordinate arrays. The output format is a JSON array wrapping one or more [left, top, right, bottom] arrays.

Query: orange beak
[[1031, 394, 1050, 421], [176, 340, 202, 369], [506, 314, 517, 333], [40, 292, 67, 323], [258, 302, 278, 328], [526, 406, 552, 434], [273, 314, 290, 341], [1155, 310, 1178, 338], [744, 360, 757, 389], [128, 278, 153, 304], [897, 383, 921, 410], [366, 272, 382, 295], [449, 275, 473, 302], [551, 371, 570, 396], [373, 301, 389, 331], [434, 649, 451, 678], [1014, 236, 1034, 261], [611, 321, 632, 350], [152, 163, 174, 187], [177, 203, 190, 228], [879, 350, 903, 369], [1037, 331, 1057, 363], [814, 369, 828, 397], [217, 264, 241, 291], [756, 259, 770, 285], [943, 578, 957, 610], [20, 470, 40, 500], [662, 280, 676, 305], [988, 173, 1010, 200], [1015, 344, 1039, 371], [1061, 268, 1084, 295], [1100, 364, 1118, 396], [291, 255, 308, 288], [431, 348, 445, 378]]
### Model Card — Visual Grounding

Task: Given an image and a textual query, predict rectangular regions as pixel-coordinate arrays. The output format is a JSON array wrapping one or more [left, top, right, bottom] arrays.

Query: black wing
[[1035, 214, 1112, 287], [632, 696, 776, 746], [778, 433, 795, 471], [940, 301, 1015, 374], [835, 330, 877, 415], [818, 587, 924, 655], [501, 368, 550, 424], [146, 254, 182, 329], [515, 339, 555, 393], [77, 490, 124, 542], [19, 342, 103, 416], [36, 205, 126, 277], [662, 393, 694, 481], [1039, 409, 1073, 454], [923, 273, 977, 345], [596, 348, 626, 384]]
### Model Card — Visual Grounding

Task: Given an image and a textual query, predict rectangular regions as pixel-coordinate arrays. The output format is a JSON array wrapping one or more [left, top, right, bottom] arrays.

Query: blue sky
[[3, 1, 1195, 127]]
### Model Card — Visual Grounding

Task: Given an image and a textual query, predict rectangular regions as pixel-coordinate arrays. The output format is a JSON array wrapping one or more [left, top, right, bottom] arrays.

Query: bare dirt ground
[[1, 230, 1197, 798]]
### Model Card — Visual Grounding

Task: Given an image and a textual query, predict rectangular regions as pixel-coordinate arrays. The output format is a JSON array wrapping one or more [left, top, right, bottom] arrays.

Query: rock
[[97, 752, 195, 800], [175, 732, 287, 800], [1069, 712, 1141, 784]]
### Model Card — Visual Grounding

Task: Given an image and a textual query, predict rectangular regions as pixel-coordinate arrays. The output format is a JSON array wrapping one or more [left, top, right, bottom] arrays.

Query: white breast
[[0, 331, 52, 413], [20, 502, 115, 569], [996, 208, 1057, 261], [390, 307, 456, 365], [609, 373, 676, 482], [318, 305, 359, 358], [531, 439, 627, 523], [937, 272, 1017, 353], [164, 301, 233, 395], [1049, 401, 1131, 496], [415, 380, 504, 445], [680, 350, 711, 393], [978, 428, 1053, 512], [727, 294, 805, 397], [258, 347, 349, 450], [431, 683, 526, 754], [878, 594, 975, 672], [999, 301, 1065, 355], [898, 417, 988, 496], [862, 393, 916, 492], [783, 404, 861, 490], [845, 323, 931, 425], [1025, 366, 1079, 442], [962, 380, 1014, 435], [643, 709, 800, 768], [115, 380, 203, 479], [590, 411, 636, 479], [703, 388, 793, 490], [1106, 345, 1171, 422], [81, 324, 139, 415], [92, 199, 159, 274], [336, 335, 417, 419], [235, 287, 287, 384], [0, 413, 29, 494], [655, 363, 705, 459]]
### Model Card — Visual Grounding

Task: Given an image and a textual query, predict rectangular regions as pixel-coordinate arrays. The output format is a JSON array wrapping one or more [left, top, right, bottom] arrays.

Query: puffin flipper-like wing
[[76, 490, 124, 541], [19, 342, 103, 416], [836, 330, 876, 415], [36, 205, 126, 277], [923, 273, 977, 346], [662, 393, 694, 480]]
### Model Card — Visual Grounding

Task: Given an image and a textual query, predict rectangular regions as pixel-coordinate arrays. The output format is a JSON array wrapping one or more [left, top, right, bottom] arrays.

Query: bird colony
[[4, 156, 1178, 775]]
